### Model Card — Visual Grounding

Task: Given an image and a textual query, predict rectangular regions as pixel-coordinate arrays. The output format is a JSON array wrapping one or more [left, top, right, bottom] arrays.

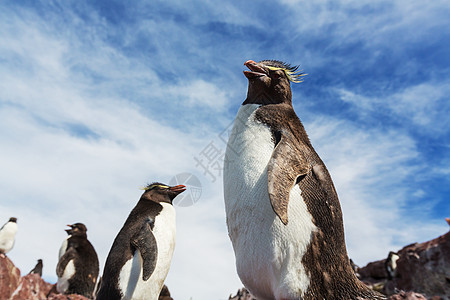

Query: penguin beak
[[65, 224, 73, 234], [244, 60, 268, 79], [168, 185, 186, 194]]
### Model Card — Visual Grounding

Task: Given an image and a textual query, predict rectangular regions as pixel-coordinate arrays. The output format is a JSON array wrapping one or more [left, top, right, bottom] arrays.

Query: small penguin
[[29, 259, 43, 276], [385, 251, 400, 280], [0, 217, 18, 257], [56, 223, 99, 298], [96, 183, 186, 300], [223, 60, 386, 299]]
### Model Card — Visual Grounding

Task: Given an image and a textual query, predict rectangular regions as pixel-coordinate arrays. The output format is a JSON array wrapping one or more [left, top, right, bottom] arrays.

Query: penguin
[[29, 259, 43, 276], [0, 217, 18, 257], [56, 223, 99, 298], [96, 183, 186, 300], [223, 60, 387, 300], [385, 251, 400, 280]]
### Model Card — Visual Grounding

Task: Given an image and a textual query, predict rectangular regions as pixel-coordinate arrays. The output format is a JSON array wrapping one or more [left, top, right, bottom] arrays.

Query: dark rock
[[392, 231, 450, 298], [388, 291, 428, 300], [359, 259, 389, 281], [357, 231, 450, 299]]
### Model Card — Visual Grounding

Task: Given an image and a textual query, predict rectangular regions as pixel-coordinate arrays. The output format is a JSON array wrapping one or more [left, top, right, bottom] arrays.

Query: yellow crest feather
[[266, 66, 307, 83]]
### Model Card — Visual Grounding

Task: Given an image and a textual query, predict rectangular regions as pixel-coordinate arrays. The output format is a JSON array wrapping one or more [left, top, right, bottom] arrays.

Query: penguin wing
[[131, 219, 158, 281], [56, 247, 76, 277], [267, 130, 311, 225]]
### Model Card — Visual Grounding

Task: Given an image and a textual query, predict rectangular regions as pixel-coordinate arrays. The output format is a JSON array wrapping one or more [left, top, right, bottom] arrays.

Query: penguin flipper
[[131, 219, 158, 281], [56, 247, 76, 277], [267, 130, 310, 225]]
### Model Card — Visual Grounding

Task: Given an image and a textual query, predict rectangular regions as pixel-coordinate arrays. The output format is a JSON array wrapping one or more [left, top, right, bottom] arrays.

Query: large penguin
[[0, 217, 18, 257], [56, 223, 99, 298], [96, 183, 186, 300], [223, 60, 386, 299]]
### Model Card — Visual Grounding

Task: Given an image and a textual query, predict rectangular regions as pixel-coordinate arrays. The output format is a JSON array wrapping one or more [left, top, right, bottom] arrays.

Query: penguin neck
[[72, 232, 87, 239], [131, 199, 164, 219], [243, 90, 292, 106]]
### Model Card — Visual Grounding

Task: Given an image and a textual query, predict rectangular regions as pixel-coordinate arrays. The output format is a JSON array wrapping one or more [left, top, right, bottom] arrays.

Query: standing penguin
[[96, 183, 186, 300], [385, 251, 400, 280], [56, 223, 99, 298], [223, 59, 386, 300], [0, 217, 18, 257], [29, 259, 43, 276]]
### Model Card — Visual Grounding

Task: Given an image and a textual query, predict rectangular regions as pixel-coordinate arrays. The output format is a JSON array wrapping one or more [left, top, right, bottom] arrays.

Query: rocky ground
[[0, 255, 174, 300], [1, 230, 448, 300]]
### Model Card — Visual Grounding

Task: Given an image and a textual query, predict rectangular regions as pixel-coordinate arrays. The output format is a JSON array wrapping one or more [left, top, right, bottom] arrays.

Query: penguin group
[[1, 181, 185, 300], [3, 59, 393, 300]]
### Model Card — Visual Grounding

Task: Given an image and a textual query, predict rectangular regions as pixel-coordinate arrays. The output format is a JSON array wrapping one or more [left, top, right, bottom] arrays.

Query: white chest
[[57, 260, 75, 293], [58, 236, 70, 259], [0, 222, 17, 253], [119, 203, 176, 300], [223, 104, 317, 300]]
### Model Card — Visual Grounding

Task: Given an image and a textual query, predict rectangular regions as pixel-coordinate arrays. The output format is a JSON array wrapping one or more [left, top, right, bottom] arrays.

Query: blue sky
[[1, 0, 449, 299]]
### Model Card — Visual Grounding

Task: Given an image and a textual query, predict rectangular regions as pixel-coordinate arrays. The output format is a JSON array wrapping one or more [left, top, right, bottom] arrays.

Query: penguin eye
[[271, 71, 281, 80]]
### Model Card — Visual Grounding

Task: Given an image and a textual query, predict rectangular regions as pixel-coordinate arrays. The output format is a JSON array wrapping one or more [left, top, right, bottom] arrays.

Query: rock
[[228, 288, 255, 300], [357, 231, 450, 299], [359, 259, 388, 281], [0, 256, 90, 300], [388, 291, 429, 300], [392, 231, 450, 298], [47, 294, 90, 300], [9, 273, 53, 300], [0, 256, 21, 300]]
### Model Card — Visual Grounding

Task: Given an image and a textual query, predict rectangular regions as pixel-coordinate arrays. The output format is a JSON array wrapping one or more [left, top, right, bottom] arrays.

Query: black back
[[96, 199, 163, 300]]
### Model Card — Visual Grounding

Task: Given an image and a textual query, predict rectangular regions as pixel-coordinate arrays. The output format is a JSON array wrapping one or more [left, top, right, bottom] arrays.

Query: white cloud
[[337, 81, 450, 134], [167, 80, 230, 111]]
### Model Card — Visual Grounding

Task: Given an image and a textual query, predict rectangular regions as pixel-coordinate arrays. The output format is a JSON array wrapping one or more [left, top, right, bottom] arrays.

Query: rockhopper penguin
[[56, 223, 99, 298], [0, 217, 17, 257], [96, 183, 186, 300], [223, 60, 386, 299]]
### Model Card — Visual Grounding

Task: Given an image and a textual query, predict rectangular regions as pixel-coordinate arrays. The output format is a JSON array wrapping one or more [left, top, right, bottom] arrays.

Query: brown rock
[[9, 273, 53, 300], [358, 259, 388, 281], [393, 231, 450, 298], [388, 291, 428, 300], [0, 256, 21, 300], [47, 294, 90, 300]]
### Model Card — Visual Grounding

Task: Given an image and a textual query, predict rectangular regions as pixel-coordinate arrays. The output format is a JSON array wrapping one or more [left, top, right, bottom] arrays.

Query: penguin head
[[65, 223, 87, 236], [243, 60, 305, 105], [9, 217, 17, 223], [141, 182, 186, 204]]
